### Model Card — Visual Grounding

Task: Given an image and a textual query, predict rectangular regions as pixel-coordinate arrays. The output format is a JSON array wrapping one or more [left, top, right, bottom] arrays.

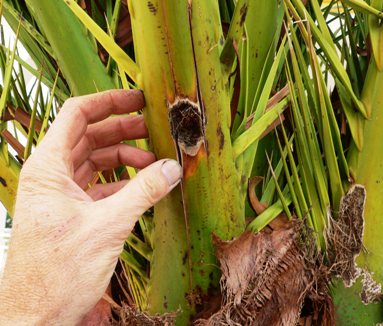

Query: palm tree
[[0, 0, 382, 324]]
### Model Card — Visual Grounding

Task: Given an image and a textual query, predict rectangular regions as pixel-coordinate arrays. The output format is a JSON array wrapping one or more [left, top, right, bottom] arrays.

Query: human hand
[[0, 90, 182, 325]]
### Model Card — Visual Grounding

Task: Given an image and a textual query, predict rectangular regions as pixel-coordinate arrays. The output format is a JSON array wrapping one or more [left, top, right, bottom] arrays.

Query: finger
[[74, 144, 155, 188], [87, 180, 128, 200], [93, 159, 182, 232], [89, 144, 155, 171], [41, 89, 145, 153], [72, 115, 148, 169], [73, 161, 97, 189]]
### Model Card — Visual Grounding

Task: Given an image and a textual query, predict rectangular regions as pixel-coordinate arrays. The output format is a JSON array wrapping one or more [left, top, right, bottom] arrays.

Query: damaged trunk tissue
[[168, 98, 205, 156], [328, 184, 382, 304]]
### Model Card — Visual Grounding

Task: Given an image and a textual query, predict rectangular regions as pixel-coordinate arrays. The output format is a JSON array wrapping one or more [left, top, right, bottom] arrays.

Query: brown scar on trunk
[[183, 146, 206, 179]]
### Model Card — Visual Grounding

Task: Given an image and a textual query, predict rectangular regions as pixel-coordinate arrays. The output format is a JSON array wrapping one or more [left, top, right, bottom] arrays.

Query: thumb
[[101, 159, 182, 220]]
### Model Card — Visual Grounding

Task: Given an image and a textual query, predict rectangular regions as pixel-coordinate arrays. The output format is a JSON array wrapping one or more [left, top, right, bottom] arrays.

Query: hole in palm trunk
[[168, 98, 205, 156]]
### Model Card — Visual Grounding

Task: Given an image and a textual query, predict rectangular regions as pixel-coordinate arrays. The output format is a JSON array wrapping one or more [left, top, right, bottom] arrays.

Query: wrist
[[0, 287, 40, 325], [0, 275, 88, 326], [0, 276, 70, 325]]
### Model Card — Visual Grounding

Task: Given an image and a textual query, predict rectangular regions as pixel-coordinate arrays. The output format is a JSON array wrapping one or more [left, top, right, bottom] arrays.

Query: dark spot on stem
[[0, 177, 7, 187], [217, 125, 225, 151], [182, 251, 189, 265], [147, 1, 157, 15], [239, 4, 248, 27], [163, 296, 168, 309]]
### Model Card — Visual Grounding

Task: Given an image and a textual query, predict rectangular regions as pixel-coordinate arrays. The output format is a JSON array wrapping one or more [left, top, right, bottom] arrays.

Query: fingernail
[[161, 160, 182, 186]]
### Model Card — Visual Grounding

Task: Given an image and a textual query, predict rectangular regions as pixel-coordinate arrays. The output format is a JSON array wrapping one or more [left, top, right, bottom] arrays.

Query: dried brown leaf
[[197, 217, 316, 326]]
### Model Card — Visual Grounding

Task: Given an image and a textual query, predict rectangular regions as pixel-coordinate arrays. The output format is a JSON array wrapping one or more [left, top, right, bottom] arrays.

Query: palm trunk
[[129, 0, 245, 321]]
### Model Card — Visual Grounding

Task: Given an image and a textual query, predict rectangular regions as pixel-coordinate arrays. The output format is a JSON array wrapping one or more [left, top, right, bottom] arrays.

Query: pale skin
[[0, 90, 182, 325]]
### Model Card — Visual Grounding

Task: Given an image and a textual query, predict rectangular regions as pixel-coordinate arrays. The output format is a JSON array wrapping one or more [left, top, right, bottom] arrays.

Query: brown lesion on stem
[[147, 1, 158, 15], [216, 125, 225, 152], [239, 4, 248, 27], [182, 146, 206, 180], [0, 177, 7, 187]]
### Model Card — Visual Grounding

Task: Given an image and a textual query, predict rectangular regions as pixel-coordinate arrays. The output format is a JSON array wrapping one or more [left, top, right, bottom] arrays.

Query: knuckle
[[61, 97, 78, 111], [102, 90, 118, 110], [60, 97, 85, 117], [104, 89, 115, 101]]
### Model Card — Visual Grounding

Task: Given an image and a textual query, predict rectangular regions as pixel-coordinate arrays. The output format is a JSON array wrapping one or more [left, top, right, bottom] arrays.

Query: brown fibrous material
[[327, 184, 382, 303], [196, 216, 334, 326], [327, 184, 365, 286], [111, 304, 176, 326]]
